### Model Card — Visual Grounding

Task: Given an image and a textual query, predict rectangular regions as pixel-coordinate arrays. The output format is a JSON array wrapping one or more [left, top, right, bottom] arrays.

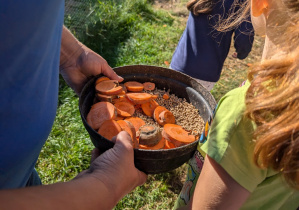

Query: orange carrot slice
[[126, 93, 153, 104], [153, 106, 175, 126], [114, 116, 125, 121], [98, 120, 122, 140], [143, 82, 155, 91], [117, 120, 138, 148], [95, 80, 123, 95], [113, 96, 132, 105], [126, 117, 146, 132], [124, 81, 144, 92], [114, 101, 135, 117], [158, 110, 175, 125], [139, 137, 166, 150], [164, 139, 176, 149], [95, 76, 110, 85], [162, 124, 196, 147], [163, 93, 170, 100], [86, 102, 117, 130], [95, 93, 116, 103], [141, 100, 159, 117], [151, 95, 158, 100]]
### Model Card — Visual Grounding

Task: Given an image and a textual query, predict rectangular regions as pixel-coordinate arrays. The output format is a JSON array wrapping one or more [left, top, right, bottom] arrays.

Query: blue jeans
[[26, 168, 42, 187]]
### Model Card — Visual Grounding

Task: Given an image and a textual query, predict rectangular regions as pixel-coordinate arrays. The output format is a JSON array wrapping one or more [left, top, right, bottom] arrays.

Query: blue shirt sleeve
[[233, 16, 254, 59]]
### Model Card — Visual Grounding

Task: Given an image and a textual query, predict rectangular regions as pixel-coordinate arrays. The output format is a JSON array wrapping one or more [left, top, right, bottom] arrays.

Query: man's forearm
[[0, 176, 119, 210], [60, 25, 84, 68]]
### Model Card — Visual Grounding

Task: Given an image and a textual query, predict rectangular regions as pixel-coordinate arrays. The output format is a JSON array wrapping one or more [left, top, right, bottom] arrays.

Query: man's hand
[[59, 26, 123, 95], [76, 131, 147, 204]]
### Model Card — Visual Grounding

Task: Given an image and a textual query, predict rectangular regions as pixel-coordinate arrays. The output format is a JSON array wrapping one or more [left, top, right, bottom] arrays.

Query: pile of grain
[[135, 88, 205, 137]]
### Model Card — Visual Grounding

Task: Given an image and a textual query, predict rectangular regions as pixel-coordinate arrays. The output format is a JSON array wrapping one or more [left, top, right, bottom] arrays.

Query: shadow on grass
[[73, 0, 173, 67]]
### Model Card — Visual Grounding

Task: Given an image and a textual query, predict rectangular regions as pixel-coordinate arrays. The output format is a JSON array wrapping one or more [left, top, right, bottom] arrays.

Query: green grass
[[36, 0, 263, 209]]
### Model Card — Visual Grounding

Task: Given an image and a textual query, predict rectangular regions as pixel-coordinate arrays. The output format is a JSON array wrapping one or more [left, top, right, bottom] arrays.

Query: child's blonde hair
[[245, 0, 299, 189], [187, 0, 215, 15], [210, 0, 299, 189]]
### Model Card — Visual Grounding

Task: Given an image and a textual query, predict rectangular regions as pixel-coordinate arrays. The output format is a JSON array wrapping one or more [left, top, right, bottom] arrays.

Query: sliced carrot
[[153, 106, 175, 126], [118, 90, 127, 96], [153, 105, 167, 119], [162, 124, 196, 147], [117, 120, 138, 148], [98, 120, 122, 140], [126, 117, 146, 132], [124, 81, 144, 92], [141, 100, 159, 117], [158, 110, 175, 125], [114, 116, 125, 121], [95, 76, 110, 85], [86, 102, 117, 130], [114, 101, 135, 117], [143, 82, 155, 91], [139, 125, 162, 146], [95, 80, 123, 95], [163, 93, 170, 100], [126, 93, 153, 104], [113, 96, 132, 105], [139, 137, 165, 150], [164, 139, 176, 149], [95, 93, 116, 103], [151, 95, 158, 100]]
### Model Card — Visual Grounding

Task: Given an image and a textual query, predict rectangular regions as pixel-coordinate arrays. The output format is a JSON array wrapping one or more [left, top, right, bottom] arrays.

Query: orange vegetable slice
[[153, 106, 175, 126], [141, 100, 159, 117], [163, 93, 170, 100], [113, 96, 132, 105], [143, 82, 155, 91], [164, 139, 176, 149], [114, 101, 135, 117], [86, 102, 117, 130], [126, 93, 153, 104], [95, 76, 110, 85], [98, 120, 122, 140], [162, 124, 196, 147], [151, 95, 158, 100], [124, 81, 144, 92], [158, 110, 175, 125], [139, 137, 166, 150], [95, 80, 123, 95], [126, 117, 146, 132], [117, 120, 138, 148], [95, 93, 116, 103]]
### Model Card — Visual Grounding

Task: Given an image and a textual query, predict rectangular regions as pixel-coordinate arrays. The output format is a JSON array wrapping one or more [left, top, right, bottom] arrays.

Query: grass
[[36, 0, 264, 209]]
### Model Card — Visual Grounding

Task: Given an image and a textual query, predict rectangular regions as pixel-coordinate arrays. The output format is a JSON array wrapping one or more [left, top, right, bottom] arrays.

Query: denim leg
[[26, 168, 42, 187]]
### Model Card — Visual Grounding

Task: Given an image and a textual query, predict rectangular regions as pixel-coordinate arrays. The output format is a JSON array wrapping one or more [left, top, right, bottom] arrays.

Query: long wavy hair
[[187, 0, 215, 15], [221, 0, 299, 189], [245, 13, 299, 189]]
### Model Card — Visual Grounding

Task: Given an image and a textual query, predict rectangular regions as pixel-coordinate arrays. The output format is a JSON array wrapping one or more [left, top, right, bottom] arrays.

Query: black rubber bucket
[[79, 65, 217, 174]]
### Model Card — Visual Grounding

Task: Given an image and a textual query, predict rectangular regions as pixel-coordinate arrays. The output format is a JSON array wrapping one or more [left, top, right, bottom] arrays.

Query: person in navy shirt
[[170, 0, 254, 91]]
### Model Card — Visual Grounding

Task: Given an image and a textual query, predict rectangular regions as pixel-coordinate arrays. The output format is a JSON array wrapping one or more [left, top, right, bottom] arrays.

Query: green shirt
[[175, 81, 299, 209]]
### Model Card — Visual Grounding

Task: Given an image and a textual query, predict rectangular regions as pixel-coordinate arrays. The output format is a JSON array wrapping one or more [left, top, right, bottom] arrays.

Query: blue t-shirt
[[170, 0, 254, 82], [0, 1, 64, 189]]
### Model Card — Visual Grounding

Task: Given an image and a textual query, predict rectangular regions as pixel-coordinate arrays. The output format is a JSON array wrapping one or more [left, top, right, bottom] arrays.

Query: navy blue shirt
[[171, 0, 254, 82], [0, 1, 64, 189]]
